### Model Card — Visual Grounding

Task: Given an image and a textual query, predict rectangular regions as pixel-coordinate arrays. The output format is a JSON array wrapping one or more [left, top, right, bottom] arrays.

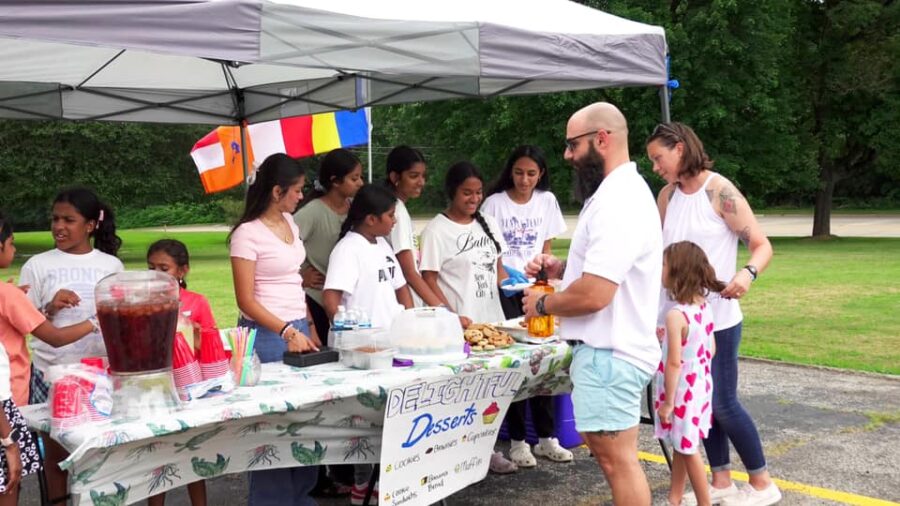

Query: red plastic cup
[[52, 378, 85, 420], [81, 357, 105, 369]]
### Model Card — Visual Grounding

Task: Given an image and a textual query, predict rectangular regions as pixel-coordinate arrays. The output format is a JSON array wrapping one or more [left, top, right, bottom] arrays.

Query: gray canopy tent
[[0, 0, 670, 125], [2, 2, 673, 503]]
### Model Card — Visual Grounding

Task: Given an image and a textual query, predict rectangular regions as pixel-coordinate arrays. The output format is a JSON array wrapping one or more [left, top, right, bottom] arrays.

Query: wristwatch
[[1, 428, 19, 448], [743, 264, 758, 281], [535, 294, 550, 316]]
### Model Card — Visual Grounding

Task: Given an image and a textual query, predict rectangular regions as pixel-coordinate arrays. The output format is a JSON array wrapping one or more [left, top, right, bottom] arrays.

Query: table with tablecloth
[[21, 342, 573, 505]]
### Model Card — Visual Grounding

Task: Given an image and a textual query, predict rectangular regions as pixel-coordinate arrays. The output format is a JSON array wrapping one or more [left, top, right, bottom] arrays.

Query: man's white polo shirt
[[559, 161, 663, 374]]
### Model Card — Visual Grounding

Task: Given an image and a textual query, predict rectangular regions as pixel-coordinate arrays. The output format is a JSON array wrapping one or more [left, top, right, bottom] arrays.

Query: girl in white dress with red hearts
[[655, 241, 725, 506]]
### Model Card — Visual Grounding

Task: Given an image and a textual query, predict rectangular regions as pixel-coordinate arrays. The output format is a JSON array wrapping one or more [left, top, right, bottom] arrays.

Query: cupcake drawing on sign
[[482, 402, 500, 424]]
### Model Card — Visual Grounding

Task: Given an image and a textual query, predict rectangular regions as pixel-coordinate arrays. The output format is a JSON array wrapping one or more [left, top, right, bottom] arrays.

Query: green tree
[[376, 0, 807, 211], [0, 120, 214, 229], [602, 0, 809, 205], [794, 0, 900, 236]]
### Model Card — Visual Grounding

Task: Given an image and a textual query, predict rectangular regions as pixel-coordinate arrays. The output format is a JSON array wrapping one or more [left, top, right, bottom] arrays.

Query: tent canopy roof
[[0, 0, 667, 124]]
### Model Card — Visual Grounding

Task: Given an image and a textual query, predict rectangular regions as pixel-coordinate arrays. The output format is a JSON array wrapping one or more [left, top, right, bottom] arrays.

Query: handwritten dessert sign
[[379, 370, 524, 506]]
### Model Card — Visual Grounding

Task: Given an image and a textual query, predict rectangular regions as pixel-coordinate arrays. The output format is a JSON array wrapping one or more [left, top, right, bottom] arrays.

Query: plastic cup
[[52, 378, 85, 420]]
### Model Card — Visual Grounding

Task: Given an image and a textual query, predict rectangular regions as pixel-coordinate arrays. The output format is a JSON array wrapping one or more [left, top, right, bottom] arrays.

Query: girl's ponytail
[[93, 203, 122, 257], [700, 257, 727, 295], [473, 211, 501, 255], [338, 216, 354, 240]]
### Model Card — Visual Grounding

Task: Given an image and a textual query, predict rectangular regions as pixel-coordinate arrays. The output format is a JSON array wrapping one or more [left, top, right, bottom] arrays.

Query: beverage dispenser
[[95, 271, 181, 417]]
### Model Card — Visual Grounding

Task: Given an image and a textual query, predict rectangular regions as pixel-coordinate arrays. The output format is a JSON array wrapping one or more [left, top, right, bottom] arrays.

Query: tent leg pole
[[659, 85, 671, 123], [366, 107, 373, 183], [239, 122, 250, 185]]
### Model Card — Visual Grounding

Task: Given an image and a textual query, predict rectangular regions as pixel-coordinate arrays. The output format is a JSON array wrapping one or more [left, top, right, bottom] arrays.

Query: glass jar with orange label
[[527, 265, 555, 338]]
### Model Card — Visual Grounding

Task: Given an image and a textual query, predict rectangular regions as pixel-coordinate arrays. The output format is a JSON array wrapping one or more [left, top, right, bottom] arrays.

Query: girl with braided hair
[[420, 161, 518, 473]]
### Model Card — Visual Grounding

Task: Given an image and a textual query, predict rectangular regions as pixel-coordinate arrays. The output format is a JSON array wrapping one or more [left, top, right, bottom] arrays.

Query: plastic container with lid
[[333, 328, 394, 369], [392, 307, 466, 363]]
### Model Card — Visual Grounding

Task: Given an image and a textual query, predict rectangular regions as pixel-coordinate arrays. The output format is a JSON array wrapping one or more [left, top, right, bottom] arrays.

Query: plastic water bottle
[[329, 305, 348, 348], [333, 305, 347, 331], [344, 308, 359, 329], [359, 310, 372, 329]]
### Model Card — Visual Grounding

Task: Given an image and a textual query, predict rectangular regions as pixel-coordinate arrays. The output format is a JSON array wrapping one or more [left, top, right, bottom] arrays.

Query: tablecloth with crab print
[[21, 342, 572, 506]]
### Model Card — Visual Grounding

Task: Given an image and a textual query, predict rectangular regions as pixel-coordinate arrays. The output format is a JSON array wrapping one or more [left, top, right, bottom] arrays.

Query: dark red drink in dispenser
[[95, 271, 180, 374], [97, 301, 178, 373]]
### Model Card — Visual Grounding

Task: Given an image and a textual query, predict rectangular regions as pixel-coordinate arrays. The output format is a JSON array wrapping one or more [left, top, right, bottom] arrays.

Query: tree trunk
[[812, 162, 835, 237]]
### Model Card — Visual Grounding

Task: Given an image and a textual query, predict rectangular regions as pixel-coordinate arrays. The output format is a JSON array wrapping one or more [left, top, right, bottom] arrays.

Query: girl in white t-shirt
[[483, 145, 567, 276], [384, 145, 442, 307], [482, 146, 573, 472], [323, 184, 413, 327], [17, 187, 124, 505], [420, 162, 513, 474], [420, 162, 508, 329], [323, 185, 412, 503]]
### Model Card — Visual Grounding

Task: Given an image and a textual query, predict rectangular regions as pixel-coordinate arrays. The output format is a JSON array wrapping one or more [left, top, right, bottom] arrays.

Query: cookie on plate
[[464, 329, 484, 343]]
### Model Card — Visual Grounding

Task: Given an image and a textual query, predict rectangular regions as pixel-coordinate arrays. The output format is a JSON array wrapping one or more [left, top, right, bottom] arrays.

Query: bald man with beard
[[523, 103, 662, 505]]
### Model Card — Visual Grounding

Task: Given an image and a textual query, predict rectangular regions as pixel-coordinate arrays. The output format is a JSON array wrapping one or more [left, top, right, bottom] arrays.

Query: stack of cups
[[172, 332, 203, 400], [51, 377, 87, 432], [198, 328, 230, 381]]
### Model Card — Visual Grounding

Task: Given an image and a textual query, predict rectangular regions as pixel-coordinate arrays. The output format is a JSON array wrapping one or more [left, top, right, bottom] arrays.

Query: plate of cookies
[[463, 323, 515, 352]]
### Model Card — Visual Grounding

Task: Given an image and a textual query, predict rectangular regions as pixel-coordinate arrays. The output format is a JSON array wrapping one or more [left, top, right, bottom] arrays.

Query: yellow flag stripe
[[311, 112, 341, 154]]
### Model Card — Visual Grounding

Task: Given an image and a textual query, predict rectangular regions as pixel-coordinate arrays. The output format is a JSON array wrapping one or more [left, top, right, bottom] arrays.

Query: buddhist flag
[[247, 109, 369, 161], [189, 126, 253, 194], [190, 110, 369, 194]]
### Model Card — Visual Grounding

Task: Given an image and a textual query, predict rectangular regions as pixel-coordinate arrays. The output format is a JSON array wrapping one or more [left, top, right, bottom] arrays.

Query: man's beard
[[571, 144, 606, 204]]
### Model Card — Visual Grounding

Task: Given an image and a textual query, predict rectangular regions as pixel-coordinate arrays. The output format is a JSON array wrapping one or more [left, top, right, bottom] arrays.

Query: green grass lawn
[[4, 232, 898, 375]]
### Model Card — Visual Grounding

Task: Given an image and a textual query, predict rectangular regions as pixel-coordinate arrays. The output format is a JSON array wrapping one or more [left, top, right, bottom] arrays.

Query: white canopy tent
[[0, 0, 669, 125]]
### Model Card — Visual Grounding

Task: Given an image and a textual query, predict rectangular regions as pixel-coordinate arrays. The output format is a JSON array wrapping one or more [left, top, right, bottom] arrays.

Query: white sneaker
[[533, 437, 574, 463], [682, 482, 740, 505], [720, 483, 782, 506]]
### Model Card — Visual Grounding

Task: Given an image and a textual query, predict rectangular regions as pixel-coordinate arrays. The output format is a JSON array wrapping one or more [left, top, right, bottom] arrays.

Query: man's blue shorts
[[570, 345, 652, 433]]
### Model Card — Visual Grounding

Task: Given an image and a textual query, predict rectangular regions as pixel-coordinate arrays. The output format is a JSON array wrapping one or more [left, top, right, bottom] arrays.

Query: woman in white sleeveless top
[[647, 123, 779, 506]]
